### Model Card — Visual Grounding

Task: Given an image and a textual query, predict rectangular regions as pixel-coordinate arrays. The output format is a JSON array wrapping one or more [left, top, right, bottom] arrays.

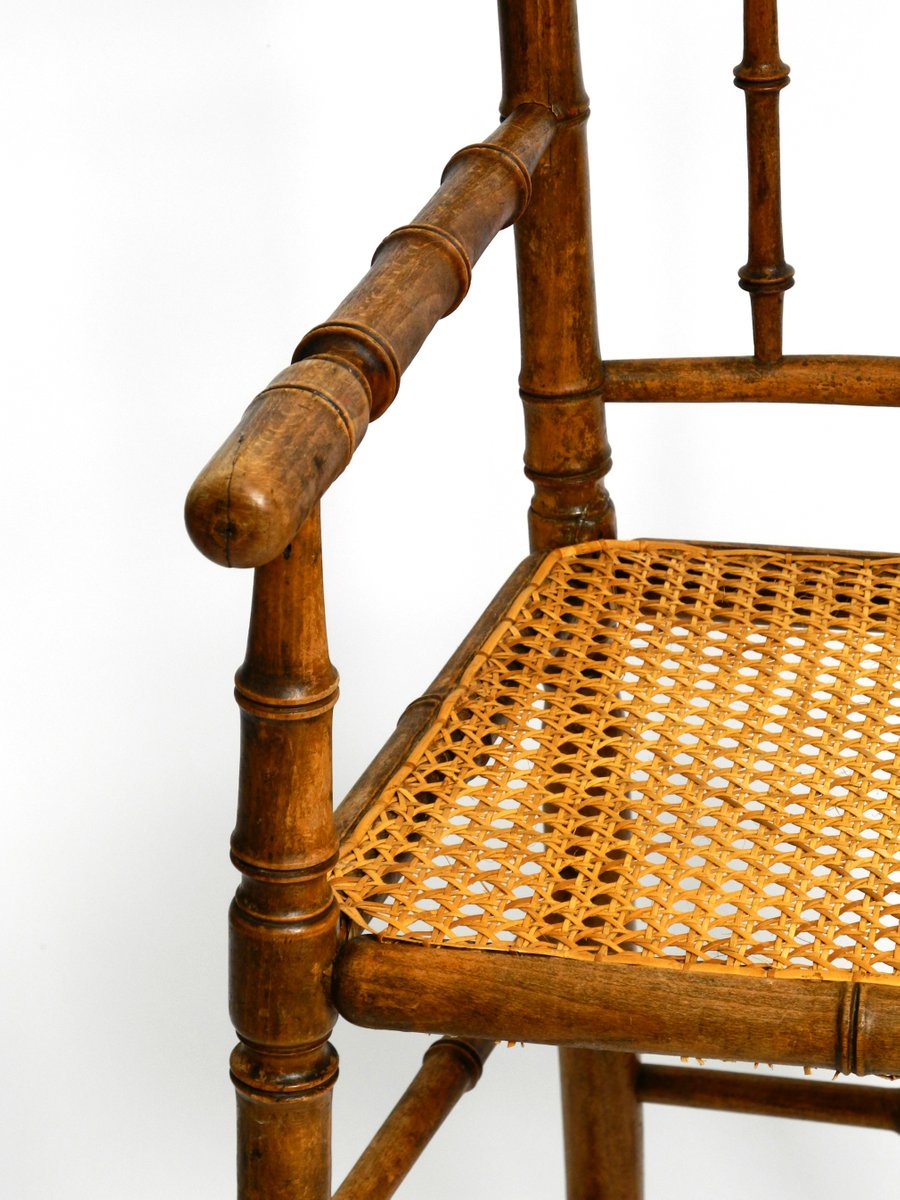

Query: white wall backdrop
[[4, 3, 899, 1197]]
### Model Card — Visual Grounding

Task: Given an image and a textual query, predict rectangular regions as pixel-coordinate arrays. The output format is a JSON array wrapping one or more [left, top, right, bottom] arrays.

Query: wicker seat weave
[[333, 540, 900, 984]]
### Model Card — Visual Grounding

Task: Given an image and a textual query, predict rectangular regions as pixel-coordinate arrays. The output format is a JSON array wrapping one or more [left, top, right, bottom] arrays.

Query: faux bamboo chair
[[186, 2, 900, 1197]]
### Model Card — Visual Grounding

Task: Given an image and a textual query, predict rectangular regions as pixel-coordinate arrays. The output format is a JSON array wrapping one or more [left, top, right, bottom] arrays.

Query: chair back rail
[[603, 354, 900, 405]]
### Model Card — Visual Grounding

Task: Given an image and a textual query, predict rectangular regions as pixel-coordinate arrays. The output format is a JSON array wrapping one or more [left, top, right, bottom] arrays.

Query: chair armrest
[[185, 103, 557, 567], [185, 355, 369, 567]]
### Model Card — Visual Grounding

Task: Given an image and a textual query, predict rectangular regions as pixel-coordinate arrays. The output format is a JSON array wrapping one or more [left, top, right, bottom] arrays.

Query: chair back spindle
[[736, 0, 794, 362]]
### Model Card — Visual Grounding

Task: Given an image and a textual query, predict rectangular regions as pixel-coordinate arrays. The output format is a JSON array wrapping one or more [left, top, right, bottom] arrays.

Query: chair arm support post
[[229, 509, 342, 1200], [185, 103, 557, 569]]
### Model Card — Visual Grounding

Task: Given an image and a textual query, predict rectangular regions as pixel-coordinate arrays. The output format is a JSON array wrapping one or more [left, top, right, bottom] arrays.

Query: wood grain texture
[[334, 1038, 493, 1200], [185, 104, 556, 569], [229, 510, 341, 1200], [294, 103, 556, 413], [560, 1049, 643, 1200], [185, 356, 370, 569], [601, 354, 900, 405], [637, 1064, 900, 1132], [334, 938, 900, 1077]]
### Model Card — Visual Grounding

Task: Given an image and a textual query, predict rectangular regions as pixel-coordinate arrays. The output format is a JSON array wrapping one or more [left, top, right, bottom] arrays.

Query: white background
[[4, 2, 899, 1196]]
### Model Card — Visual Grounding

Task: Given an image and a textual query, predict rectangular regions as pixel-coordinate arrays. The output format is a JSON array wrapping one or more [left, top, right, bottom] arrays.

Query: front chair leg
[[228, 511, 342, 1199], [232, 1039, 338, 1200], [560, 1048, 644, 1200]]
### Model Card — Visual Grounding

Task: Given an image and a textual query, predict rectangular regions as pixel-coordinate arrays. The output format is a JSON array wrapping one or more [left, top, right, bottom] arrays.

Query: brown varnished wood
[[333, 939, 900, 1077], [735, 0, 793, 362], [187, 5, 900, 1198], [229, 508, 340, 1200], [560, 1049, 644, 1200], [499, 0, 615, 551], [185, 357, 370, 570], [187, 341, 900, 569], [334, 1038, 494, 1200], [602, 354, 900, 405], [637, 1064, 900, 1133], [185, 104, 556, 570], [294, 103, 556, 413]]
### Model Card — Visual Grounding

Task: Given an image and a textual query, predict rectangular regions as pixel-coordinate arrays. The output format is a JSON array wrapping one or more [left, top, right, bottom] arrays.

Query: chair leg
[[559, 1048, 644, 1200], [227, 513, 341, 1200], [233, 1053, 337, 1200]]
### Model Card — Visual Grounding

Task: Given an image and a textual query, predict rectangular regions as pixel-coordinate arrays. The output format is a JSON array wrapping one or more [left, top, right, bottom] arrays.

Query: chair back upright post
[[228, 506, 341, 1200], [498, 5, 641, 1198], [498, 0, 616, 552]]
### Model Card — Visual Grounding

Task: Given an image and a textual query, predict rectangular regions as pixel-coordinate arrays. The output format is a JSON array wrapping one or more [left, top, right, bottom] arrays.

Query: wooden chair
[[186, 2, 900, 1196]]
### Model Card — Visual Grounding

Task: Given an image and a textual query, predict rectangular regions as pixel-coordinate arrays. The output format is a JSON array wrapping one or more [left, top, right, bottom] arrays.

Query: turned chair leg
[[228, 511, 342, 1200], [560, 1048, 644, 1200]]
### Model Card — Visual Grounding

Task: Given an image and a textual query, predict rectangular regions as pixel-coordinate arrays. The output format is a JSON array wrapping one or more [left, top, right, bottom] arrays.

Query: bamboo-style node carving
[[230, 1041, 340, 1098], [230, 847, 341, 884], [186, 103, 557, 570], [233, 678, 340, 722], [373, 223, 473, 314], [255, 364, 370, 456], [499, 0, 615, 552], [294, 321, 400, 420], [442, 142, 533, 225], [521, 386, 615, 548], [292, 103, 556, 421], [186, 4, 900, 1197], [735, 0, 793, 363], [228, 512, 343, 1197]]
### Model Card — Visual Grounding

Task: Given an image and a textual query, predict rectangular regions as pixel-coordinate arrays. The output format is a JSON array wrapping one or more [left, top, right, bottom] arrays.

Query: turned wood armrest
[[185, 102, 557, 568], [185, 356, 369, 568]]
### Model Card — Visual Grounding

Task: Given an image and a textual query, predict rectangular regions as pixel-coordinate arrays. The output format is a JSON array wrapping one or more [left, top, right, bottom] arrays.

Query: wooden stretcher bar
[[333, 1038, 494, 1200], [636, 1064, 900, 1132]]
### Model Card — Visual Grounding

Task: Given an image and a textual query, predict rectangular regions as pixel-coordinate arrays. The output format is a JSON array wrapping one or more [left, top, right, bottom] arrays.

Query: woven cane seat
[[333, 540, 900, 985]]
